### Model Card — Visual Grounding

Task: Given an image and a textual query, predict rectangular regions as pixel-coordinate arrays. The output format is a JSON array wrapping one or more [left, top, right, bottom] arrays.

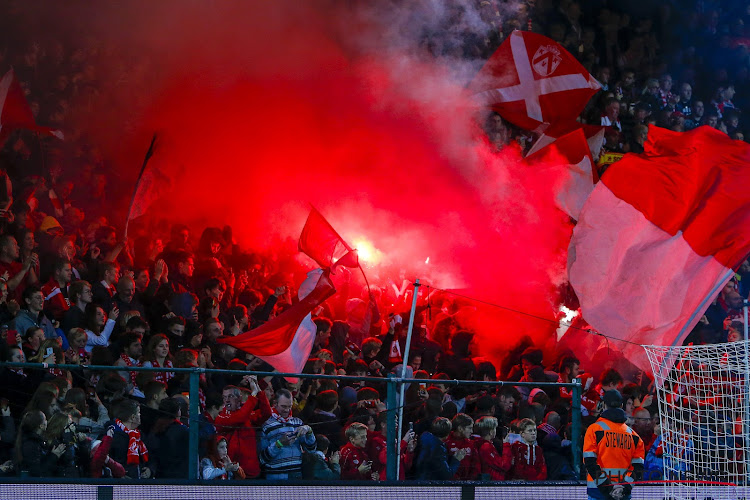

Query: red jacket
[[339, 442, 372, 480], [509, 441, 546, 481], [42, 278, 69, 322], [215, 392, 271, 478], [477, 439, 511, 480], [90, 434, 126, 478], [445, 434, 480, 480], [368, 431, 414, 480]]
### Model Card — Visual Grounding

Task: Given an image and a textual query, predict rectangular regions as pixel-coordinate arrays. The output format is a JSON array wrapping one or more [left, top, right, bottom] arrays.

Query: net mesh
[[644, 341, 750, 500]]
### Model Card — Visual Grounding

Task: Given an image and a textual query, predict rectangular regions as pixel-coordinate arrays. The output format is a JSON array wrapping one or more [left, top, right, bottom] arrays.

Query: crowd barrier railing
[[0, 362, 583, 482]]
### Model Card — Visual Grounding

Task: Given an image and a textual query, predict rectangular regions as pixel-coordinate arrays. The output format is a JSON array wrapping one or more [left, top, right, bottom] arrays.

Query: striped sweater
[[259, 414, 316, 476]]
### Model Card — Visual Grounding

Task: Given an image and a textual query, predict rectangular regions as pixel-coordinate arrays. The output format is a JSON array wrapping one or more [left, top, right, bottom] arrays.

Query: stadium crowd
[[0, 0, 748, 490]]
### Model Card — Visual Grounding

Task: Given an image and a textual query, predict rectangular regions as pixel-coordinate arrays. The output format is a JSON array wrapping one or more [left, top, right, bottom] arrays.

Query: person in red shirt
[[339, 422, 377, 480], [41, 258, 72, 322], [369, 411, 416, 480], [445, 413, 479, 480], [0, 234, 37, 301], [475, 416, 512, 480], [214, 377, 271, 479], [509, 418, 547, 481]]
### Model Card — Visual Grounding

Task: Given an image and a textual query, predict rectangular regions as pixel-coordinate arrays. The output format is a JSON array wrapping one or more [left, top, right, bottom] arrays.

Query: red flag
[[218, 269, 335, 378], [468, 31, 600, 133], [527, 128, 595, 220], [568, 126, 750, 371], [299, 207, 358, 269], [526, 121, 606, 166], [0, 69, 62, 146]]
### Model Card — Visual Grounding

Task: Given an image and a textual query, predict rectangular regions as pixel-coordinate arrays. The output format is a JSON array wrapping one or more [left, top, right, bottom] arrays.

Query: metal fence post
[[188, 368, 201, 480], [386, 374, 397, 481], [571, 377, 582, 478]]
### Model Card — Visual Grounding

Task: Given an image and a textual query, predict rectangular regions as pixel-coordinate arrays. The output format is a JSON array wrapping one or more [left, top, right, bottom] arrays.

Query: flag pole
[[124, 134, 157, 239], [396, 278, 420, 479]]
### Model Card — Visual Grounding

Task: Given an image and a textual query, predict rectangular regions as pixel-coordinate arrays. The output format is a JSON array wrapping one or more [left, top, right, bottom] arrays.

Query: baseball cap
[[603, 390, 623, 408]]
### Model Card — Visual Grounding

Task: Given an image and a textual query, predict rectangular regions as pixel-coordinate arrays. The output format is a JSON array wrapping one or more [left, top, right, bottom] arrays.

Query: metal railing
[[0, 361, 583, 482]]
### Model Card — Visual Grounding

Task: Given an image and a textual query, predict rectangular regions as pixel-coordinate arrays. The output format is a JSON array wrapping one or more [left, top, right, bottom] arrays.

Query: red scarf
[[115, 419, 148, 465], [271, 408, 293, 423], [152, 359, 174, 384], [120, 354, 142, 386]]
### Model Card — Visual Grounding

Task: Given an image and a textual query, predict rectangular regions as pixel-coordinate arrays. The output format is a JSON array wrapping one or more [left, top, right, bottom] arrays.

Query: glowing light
[[353, 238, 381, 265], [556, 305, 579, 341], [425, 257, 430, 264]]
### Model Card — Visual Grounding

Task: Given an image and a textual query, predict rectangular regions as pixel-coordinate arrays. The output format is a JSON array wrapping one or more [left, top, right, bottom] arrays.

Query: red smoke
[[60, 1, 573, 368]]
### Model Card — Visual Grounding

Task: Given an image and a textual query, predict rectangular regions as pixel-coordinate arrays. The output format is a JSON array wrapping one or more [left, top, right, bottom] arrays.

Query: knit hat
[[39, 216, 63, 234]]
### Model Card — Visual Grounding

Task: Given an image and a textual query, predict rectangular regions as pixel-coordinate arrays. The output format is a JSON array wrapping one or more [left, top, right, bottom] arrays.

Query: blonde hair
[[475, 416, 498, 437], [345, 422, 368, 440]]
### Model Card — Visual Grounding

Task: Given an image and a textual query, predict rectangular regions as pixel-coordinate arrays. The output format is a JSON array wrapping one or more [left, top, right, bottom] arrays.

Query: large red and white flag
[[0, 69, 63, 145], [299, 207, 358, 271], [526, 120, 606, 162], [468, 31, 600, 133], [217, 269, 335, 381], [568, 126, 750, 371], [527, 128, 595, 221]]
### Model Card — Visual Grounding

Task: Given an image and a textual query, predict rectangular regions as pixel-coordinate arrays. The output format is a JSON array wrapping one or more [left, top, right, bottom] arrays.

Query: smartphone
[[45, 347, 54, 357], [408, 422, 414, 432]]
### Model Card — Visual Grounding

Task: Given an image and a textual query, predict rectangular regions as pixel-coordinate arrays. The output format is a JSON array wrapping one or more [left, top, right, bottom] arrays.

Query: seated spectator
[[508, 417, 546, 480], [302, 434, 340, 480], [415, 417, 466, 480], [200, 435, 245, 480], [22, 325, 46, 360], [113, 277, 145, 318], [339, 421, 377, 480]]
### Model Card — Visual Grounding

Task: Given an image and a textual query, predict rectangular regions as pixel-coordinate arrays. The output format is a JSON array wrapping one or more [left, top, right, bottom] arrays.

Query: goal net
[[644, 341, 750, 500]]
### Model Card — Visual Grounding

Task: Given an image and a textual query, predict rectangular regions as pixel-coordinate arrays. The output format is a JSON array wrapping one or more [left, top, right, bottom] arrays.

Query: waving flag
[[218, 269, 335, 380], [468, 30, 600, 133], [568, 126, 750, 370], [299, 207, 358, 270], [527, 128, 595, 220], [0, 69, 63, 145]]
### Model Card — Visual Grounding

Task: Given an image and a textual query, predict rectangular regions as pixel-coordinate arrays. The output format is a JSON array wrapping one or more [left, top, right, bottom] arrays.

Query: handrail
[[0, 361, 582, 481]]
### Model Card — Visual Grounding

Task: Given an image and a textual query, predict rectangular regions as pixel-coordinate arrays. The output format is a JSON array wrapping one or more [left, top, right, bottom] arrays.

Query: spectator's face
[[57, 263, 73, 284], [606, 102, 620, 120], [275, 395, 293, 418], [81, 286, 93, 304], [692, 101, 703, 116], [317, 328, 331, 346], [660, 76, 673, 91], [27, 331, 44, 354], [206, 322, 223, 341], [207, 286, 224, 302], [119, 280, 135, 303], [728, 328, 742, 343], [680, 84, 692, 101], [60, 240, 75, 260], [568, 363, 580, 379], [632, 410, 653, 436], [127, 340, 143, 358], [26, 291, 45, 313], [105, 267, 119, 285], [21, 232, 35, 251], [169, 324, 185, 338], [707, 116, 718, 127], [179, 258, 195, 277], [0, 283, 7, 303], [350, 430, 368, 449], [521, 359, 535, 375], [10, 348, 24, 363], [724, 86, 735, 100], [217, 439, 229, 459], [223, 389, 241, 411], [409, 355, 422, 371], [155, 388, 168, 405], [96, 307, 106, 327], [155, 339, 169, 359], [520, 425, 537, 444], [498, 395, 515, 415], [2, 237, 19, 260], [457, 424, 473, 439], [135, 270, 149, 291]]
